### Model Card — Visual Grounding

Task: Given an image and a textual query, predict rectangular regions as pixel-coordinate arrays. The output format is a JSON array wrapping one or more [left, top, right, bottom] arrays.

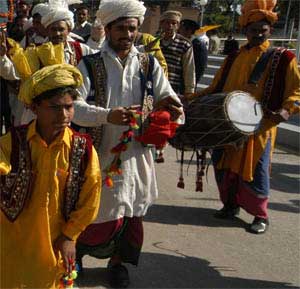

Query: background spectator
[[178, 19, 208, 84], [72, 5, 92, 42], [223, 34, 239, 55]]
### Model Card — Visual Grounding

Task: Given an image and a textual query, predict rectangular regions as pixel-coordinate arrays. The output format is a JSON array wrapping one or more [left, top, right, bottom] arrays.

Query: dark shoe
[[214, 205, 240, 219], [108, 263, 130, 288], [249, 217, 269, 234]]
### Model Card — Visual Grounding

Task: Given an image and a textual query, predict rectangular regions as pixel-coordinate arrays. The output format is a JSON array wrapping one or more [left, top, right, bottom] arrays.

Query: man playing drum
[[187, 0, 300, 234]]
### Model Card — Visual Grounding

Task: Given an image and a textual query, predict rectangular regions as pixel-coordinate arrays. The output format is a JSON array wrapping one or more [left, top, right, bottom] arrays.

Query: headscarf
[[160, 10, 182, 23], [31, 3, 50, 17], [239, 0, 278, 27], [96, 0, 146, 27], [18, 64, 83, 104], [41, 7, 74, 29]]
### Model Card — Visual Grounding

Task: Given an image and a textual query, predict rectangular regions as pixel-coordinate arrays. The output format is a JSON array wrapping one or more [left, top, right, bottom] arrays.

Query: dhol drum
[[169, 91, 263, 150]]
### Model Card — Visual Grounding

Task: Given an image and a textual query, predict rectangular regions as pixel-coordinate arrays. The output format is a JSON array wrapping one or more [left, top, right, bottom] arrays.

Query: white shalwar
[[74, 41, 180, 223]]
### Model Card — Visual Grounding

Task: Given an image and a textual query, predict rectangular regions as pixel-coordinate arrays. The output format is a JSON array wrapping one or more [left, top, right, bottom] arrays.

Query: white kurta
[[73, 41, 180, 223]]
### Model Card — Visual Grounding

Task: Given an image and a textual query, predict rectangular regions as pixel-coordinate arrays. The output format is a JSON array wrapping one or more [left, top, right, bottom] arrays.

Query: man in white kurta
[[0, 4, 97, 126], [75, 40, 175, 223], [72, 0, 182, 288]]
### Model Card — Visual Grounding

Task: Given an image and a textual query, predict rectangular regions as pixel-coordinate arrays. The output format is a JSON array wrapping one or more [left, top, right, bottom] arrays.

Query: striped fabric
[[161, 33, 192, 94]]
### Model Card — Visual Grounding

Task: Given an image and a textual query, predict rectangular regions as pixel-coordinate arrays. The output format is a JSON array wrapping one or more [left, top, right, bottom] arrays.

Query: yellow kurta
[[199, 40, 300, 181], [0, 121, 101, 289]]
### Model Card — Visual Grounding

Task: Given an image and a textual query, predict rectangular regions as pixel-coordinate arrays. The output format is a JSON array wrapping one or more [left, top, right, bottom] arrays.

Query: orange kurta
[[200, 40, 300, 181], [0, 121, 101, 289]]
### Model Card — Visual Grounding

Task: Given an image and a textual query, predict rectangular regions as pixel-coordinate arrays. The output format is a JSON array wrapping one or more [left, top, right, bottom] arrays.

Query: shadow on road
[[76, 268, 109, 287], [145, 205, 248, 229], [268, 199, 300, 214], [270, 163, 300, 194], [76, 252, 298, 288]]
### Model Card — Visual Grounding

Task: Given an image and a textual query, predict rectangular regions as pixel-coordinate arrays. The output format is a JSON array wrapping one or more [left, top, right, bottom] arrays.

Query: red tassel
[[177, 176, 185, 189], [105, 176, 113, 187], [195, 149, 207, 192]]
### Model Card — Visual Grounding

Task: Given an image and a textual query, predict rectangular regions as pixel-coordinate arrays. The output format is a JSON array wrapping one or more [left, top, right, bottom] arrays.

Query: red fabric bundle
[[135, 110, 178, 148]]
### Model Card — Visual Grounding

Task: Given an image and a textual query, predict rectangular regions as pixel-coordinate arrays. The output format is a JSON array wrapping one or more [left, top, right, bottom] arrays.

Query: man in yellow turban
[[0, 64, 101, 289], [188, 0, 300, 234], [239, 0, 278, 28]]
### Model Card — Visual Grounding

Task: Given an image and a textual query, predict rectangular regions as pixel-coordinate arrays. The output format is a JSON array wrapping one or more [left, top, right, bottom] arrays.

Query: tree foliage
[[143, 0, 299, 33]]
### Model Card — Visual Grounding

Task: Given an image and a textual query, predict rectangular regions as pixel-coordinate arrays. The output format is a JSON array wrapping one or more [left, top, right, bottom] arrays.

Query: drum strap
[[263, 48, 295, 111], [214, 50, 240, 93], [215, 48, 276, 92], [248, 48, 275, 85]]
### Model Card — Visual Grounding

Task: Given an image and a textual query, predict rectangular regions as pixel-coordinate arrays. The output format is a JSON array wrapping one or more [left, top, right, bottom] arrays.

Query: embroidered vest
[[68, 41, 83, 66], [160, 33, 192, 94], [0, 126, 92, 222], [81, 51, 155, 147]]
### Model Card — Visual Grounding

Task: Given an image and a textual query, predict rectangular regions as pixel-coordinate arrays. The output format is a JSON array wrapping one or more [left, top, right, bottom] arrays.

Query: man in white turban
[[96, 0, 146, 27], [0, 1, 97, 127], [72, 0, 183, 287], [20, 3, 49, 47]]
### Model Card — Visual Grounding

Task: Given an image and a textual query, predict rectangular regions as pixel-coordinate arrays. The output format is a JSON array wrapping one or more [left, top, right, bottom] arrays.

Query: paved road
[[76, 144, 300, 289]]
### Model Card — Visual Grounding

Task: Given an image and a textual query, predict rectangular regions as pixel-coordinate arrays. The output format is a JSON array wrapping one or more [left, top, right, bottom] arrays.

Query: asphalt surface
[[76, 144, 300, 289]]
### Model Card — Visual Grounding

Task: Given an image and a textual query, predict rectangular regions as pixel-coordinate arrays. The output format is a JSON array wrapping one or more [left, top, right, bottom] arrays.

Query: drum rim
[[224, 90, 262, 135]]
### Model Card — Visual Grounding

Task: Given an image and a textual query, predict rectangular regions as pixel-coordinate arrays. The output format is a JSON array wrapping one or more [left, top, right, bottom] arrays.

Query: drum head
[[226, 91, 262, 134]]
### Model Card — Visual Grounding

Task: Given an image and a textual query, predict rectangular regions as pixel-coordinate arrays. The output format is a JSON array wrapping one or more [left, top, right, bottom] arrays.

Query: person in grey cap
[[159, 10, 196, 98]]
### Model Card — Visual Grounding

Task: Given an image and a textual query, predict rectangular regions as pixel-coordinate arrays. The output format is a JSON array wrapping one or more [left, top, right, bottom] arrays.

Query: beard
[[108, 37, 133, 52]]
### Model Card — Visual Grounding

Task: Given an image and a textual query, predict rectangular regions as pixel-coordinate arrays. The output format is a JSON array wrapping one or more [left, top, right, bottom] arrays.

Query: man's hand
[[154, 96, 183, 121], [107, 105, 141, 125], [0, 30, 7, 57], [53, 234, 76, 273], [264, 108, 290, 125]]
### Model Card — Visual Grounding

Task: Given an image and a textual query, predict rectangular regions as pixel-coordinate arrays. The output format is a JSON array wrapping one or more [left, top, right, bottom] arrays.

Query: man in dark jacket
[[178, 19, 208, 84], [223, 34, 239, 55]]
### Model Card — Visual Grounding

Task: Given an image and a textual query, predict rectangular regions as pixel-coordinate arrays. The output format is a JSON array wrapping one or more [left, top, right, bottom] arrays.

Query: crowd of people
[[0, 0, 299, 288]]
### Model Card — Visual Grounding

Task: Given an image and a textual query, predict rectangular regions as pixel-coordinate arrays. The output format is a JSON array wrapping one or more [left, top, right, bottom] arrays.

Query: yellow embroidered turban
[[239, 0, 278, 27], [18, 64, 83, 104]]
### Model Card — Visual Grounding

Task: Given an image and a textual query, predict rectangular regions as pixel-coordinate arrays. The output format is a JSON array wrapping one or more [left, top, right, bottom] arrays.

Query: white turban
[[41, 8, 74, 30], [31, 3, 50, 17], [96, 0, 146, 27]]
